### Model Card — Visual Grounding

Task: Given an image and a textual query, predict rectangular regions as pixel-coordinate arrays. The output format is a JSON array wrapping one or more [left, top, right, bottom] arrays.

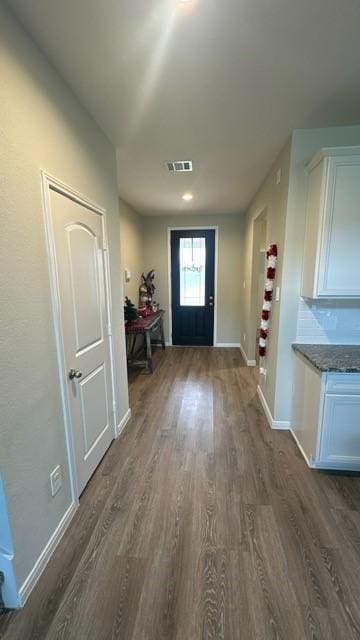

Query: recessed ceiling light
[[182, 193, 193, 201]]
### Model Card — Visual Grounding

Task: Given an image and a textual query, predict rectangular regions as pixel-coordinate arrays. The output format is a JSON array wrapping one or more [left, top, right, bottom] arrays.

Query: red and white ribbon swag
[[259, 244, 278, 358]]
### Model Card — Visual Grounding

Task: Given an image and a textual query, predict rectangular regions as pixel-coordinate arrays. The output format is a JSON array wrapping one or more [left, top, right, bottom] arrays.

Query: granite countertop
[[292, 344, 360, 373]]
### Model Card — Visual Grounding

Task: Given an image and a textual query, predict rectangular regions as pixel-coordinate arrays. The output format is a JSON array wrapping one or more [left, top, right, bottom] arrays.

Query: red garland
[[268, 244, 278, 258], [259, 244, 278, 358]]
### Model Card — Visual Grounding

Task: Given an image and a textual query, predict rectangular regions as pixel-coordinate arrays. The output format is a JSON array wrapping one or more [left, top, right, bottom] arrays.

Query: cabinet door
[[292, 353, 323, 465], [317, 156, 360, 297], [319, 394, 360, 468], [301, 160, 325, 298]]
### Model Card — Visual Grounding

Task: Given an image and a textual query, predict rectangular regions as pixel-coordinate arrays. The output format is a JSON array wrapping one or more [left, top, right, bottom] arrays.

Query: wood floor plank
[[245, 504, 308, 640], [1, 347, 360, 640]]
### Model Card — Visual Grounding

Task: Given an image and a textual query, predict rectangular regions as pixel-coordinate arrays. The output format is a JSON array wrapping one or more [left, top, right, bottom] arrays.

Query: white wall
[[0, 2, 129, 597], [274, 125, 360, 423], [241, 139, 292, 415], [119, 199, 144, 303], [142, 214, 244, 345], [242, 124, 360, 425]]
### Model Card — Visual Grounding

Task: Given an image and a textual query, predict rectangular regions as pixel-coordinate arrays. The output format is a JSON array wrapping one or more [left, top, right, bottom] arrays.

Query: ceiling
[[7, 0, 360, 216]]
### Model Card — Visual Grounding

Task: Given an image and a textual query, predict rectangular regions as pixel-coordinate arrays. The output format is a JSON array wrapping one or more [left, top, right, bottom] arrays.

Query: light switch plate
[[50, 465, 62, 497]]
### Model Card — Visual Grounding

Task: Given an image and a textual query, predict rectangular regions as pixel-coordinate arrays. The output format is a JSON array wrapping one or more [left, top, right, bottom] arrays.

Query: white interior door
[[50, 187, 113, 495]]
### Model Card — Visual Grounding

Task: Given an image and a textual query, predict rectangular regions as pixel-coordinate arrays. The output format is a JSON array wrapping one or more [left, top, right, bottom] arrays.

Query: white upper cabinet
[[301, 146, 360, 298]]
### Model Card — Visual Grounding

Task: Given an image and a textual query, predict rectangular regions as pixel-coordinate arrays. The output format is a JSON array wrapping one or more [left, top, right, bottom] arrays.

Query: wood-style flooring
[[1, 347, 360, 639]]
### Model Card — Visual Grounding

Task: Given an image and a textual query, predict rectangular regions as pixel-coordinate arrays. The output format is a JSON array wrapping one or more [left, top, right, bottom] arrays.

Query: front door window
[[179, 237, 206, 306]]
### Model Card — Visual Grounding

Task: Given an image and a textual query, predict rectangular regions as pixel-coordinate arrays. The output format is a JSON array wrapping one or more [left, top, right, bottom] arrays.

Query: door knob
[[69, 369, 82, 380]]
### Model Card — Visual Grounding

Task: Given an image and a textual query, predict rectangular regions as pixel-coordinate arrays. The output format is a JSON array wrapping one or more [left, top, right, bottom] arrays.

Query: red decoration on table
[[125, 309, 162, 335], [137, 306, 154, 318]]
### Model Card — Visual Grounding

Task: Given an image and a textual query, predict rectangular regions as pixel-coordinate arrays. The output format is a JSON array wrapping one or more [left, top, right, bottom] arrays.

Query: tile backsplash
[[296, 299, 360, 344]]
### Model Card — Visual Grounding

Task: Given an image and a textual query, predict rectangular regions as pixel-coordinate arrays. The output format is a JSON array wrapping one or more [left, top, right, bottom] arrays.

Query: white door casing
[[42, 175, 115, 497]]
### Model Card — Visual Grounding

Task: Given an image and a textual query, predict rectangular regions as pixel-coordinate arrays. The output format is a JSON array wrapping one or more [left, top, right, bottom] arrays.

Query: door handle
[[69, 369, 82, 380]]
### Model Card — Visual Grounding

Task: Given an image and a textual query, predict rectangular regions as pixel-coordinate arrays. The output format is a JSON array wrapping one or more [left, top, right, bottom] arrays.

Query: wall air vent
[[167, 160, 193, 172]]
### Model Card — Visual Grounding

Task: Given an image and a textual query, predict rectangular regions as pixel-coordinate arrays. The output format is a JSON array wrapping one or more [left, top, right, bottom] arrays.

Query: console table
[[125, 310, 165, 373]]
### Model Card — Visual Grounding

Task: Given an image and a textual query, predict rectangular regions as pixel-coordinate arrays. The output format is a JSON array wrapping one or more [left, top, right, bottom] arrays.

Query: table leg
[[159, 317, 166, 350], [145, 330, 153, 373]]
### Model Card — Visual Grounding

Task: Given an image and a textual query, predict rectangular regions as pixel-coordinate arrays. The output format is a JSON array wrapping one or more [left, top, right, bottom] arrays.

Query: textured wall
[[0, 3, 128, 590], [242, 125, 360, 424], [119, 199, 144, 304], [142, 214, 244, 344], [275, 125, 360, 422], [242, 139, 292, 416]]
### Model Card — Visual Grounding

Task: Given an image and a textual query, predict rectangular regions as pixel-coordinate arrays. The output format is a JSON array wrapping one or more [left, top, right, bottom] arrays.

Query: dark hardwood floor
[[1, 347, 360, 639]]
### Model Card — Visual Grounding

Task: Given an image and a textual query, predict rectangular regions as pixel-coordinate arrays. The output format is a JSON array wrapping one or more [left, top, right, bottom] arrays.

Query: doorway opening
[[169, 228, 217, 346], [251, 210, 267, 365]]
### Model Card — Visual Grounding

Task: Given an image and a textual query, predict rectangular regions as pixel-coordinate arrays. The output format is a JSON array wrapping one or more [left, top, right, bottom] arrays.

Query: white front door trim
[[167, 226, 219, 346]]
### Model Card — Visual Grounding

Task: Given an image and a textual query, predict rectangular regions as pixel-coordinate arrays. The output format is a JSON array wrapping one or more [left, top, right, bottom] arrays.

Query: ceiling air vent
[[167, 160, 193, 172]]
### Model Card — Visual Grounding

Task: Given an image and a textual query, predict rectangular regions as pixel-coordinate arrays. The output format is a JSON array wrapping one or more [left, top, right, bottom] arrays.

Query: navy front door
[[171, 229, 215, 346]]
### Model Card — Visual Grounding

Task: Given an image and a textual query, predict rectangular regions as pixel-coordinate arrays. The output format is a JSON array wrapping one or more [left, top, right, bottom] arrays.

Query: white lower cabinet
[[292, 353, 360, 470], [319, 394, 360, 467]]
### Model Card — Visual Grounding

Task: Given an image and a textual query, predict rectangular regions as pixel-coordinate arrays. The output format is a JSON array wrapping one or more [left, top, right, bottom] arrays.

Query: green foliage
[[124, 296, 138, 322]]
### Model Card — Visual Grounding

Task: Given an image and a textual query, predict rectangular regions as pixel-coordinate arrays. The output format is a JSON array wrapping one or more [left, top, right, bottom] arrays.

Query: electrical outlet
[[276, 168, 281, 185], [50, 465, 62, 497]]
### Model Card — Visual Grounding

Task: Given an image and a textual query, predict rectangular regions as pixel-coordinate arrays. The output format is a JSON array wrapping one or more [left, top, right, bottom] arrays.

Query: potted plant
[[124, 297, 138, 323]]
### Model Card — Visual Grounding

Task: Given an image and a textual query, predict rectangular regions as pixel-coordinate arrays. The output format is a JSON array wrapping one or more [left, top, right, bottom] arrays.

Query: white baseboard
[[272, 419, 291, 430], [19, 501, 78, 606], [290, 429, 312, 467], [257, 384, 273, 427], [116, 408, 132, 437], [257, 384, 291, 431], [214, 342, 241, 348], [239, 343, 257, 367]]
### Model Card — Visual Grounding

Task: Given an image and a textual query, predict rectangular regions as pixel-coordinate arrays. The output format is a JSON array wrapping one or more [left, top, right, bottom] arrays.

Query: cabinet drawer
[[326, 374, 360, 395]]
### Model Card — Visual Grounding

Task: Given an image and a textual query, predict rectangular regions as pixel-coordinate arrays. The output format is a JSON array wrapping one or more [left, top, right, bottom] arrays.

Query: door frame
[[40, 171, 118, 502], [250, 207, 268, 364], [167, 226, 218, 346]]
